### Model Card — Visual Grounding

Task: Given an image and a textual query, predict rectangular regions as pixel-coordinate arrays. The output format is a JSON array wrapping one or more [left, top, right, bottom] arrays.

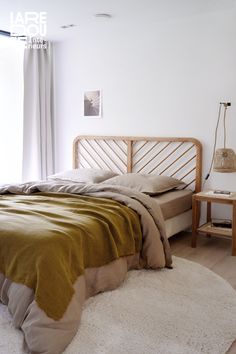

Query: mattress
[[165, 210, 192, 238], [151, 189, 193, 220]]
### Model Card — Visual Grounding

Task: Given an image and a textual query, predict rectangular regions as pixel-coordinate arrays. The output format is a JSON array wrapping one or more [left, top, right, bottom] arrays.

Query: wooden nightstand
[[192, 191, 236, 256]]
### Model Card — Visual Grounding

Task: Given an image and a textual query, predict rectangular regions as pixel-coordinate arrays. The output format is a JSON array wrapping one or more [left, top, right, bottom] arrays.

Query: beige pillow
[[48, 168, 117, 183], [102, 173, 185, 195]]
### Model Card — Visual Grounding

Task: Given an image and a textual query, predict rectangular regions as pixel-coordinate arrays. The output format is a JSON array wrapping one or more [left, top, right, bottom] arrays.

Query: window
[[0, 35, 24, 184]]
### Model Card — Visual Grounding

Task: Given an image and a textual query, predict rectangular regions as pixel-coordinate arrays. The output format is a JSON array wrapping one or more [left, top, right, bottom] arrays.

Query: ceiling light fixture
[[60, 24, 77, 29], [94, 13, 112, 19]]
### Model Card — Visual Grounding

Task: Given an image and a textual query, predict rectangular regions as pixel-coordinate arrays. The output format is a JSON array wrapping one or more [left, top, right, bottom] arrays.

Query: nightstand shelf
[[197, 222, 232, 238], [192, 191, 236, 256]]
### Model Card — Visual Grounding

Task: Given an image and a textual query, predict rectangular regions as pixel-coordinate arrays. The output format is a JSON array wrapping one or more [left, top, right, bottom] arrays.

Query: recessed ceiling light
[[94, 13, 112, 19], [60, 24, 77, 29]]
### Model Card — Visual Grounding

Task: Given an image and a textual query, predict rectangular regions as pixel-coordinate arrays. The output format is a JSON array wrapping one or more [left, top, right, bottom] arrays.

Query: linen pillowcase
[[48, 168, 118, 183], [102, 173, 185, 195]]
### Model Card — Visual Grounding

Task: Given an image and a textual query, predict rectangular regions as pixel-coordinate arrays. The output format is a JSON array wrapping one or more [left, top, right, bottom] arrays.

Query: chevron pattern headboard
[[73, 136, 202, 192]]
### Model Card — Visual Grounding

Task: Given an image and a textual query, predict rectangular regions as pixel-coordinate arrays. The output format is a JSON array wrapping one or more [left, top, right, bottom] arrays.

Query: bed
[[73, 136, 202, 238], [0, 135, 202, 354]]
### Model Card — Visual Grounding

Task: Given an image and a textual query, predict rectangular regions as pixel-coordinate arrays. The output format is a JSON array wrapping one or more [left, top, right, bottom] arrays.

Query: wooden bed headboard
[[73, 136, 202, 192]]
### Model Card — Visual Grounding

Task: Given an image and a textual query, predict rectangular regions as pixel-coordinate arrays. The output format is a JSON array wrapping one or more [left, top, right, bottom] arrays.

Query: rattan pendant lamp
[[205, 102, 236, 181]]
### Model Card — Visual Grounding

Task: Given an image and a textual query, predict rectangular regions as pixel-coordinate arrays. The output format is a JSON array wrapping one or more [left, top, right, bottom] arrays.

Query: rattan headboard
[[73, 136, 202, 192]]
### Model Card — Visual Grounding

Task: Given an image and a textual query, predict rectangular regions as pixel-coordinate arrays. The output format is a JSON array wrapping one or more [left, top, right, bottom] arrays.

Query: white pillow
[[48, 168, 117, 183], [102, 173, 185, 195]]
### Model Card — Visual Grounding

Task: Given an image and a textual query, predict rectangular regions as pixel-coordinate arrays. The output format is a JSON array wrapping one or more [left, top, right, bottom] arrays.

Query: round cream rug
[[0, 256, 236, 354]]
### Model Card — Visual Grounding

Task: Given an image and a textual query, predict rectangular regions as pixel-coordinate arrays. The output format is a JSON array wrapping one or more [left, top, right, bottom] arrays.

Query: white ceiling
[[0, 0, 236, 41]]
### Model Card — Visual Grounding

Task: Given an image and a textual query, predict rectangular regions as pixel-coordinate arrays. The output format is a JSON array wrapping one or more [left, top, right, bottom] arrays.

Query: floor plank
[[169, 232, 236, 290], [170, 232, 236, 353]]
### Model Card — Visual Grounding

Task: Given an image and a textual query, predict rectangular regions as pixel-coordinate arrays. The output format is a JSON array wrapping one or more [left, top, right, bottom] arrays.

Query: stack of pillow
[[48, 168, 185, 195]]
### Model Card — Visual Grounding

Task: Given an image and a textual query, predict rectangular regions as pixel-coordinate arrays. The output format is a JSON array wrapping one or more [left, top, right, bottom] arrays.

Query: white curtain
[[0, 36, 24, 184], [22, 42, 54, 181]]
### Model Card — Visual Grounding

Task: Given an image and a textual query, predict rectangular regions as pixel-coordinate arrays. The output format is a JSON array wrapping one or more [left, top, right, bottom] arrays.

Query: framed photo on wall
[[83, 90, 101, 118]]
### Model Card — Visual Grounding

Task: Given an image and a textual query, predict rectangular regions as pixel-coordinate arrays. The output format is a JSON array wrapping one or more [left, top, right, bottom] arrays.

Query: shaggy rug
[[0, 256, 236, 354]]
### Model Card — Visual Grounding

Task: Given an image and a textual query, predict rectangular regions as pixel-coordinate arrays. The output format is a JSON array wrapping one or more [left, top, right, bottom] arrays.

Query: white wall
[[54, 5, 236, 218]]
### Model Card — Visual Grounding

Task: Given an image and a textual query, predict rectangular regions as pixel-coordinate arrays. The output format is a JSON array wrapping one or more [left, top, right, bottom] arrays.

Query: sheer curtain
[[0, 36, 24, 184], [22, 42, 54, 181]]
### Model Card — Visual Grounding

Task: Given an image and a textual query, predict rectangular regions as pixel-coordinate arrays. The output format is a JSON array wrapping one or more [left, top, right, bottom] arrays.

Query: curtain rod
[[0, 30, 11, 37]]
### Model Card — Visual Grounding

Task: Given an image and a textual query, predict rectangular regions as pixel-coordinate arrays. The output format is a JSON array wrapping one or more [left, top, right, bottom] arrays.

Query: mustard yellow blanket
[[0, 192, 142, 320]]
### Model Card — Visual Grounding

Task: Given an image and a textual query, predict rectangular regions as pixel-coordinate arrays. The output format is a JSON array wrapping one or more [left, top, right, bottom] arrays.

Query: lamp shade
[[213, 148, 236, 172]]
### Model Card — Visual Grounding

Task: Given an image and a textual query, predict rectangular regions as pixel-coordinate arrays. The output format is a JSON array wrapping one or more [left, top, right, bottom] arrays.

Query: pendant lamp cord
[[203, 103, 222, 186], [223, 105, 227, 149]]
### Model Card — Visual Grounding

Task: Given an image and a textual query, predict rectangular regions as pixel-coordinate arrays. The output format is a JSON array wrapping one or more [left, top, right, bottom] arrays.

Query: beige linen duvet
[[0, 181, 172, 354]]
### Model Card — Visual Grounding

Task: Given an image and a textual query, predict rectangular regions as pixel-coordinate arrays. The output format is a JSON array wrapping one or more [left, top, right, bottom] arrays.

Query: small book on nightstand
[[213, 190, 232, 196], [205, 190, 232, 197]]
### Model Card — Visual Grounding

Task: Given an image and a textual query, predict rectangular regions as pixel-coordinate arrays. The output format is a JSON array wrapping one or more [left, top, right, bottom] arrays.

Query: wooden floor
[[169, 232, 236, 290], [170, 232, 236, 354]]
